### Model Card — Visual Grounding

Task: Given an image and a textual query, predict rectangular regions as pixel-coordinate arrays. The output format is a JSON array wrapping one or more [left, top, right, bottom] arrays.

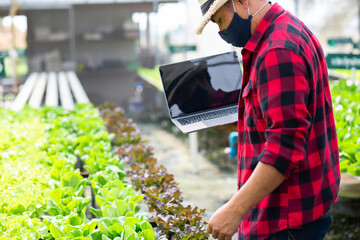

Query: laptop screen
[[159, 51, 242, 118]]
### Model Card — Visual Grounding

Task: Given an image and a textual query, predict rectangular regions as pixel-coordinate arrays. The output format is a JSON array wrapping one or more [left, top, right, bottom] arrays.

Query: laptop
[[159, 51, 242, 133]]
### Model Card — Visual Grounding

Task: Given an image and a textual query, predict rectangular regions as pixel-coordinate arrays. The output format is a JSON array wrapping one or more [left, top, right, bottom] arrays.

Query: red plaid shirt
[[237, 3, 340, 239]]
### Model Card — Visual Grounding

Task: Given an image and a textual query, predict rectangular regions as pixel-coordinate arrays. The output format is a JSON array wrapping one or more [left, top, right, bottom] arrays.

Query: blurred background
[[0, 0, 358, 110], [0, 0, 359, 239]]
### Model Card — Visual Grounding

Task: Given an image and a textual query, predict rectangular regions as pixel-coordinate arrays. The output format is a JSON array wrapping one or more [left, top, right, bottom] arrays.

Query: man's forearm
[[227, 162, 286, 217]]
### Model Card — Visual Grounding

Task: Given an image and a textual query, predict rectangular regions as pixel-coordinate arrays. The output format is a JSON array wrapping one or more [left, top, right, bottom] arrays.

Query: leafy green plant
[[95, 216, 155, 240], [330, 80, 360, 176], [0, 104, 155, 239], [0, 214, 48, 239], [42, 104, 155, 240], [42, 213, 97, 239], [0, 107, 52, 238]]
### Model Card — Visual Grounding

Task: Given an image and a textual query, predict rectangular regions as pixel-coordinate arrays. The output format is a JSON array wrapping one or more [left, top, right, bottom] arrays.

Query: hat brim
[[196, 0, 228, 35]]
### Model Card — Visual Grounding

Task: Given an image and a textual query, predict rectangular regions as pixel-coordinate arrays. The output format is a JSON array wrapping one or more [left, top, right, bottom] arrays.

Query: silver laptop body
[[159, 51, 242, 133]]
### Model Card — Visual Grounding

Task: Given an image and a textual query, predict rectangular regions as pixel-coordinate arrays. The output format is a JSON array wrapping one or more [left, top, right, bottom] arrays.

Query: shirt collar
[[243, 3, 285, 53]]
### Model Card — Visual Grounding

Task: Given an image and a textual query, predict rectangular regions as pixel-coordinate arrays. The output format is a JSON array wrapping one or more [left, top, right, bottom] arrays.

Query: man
[[195, 0, 341, 239]]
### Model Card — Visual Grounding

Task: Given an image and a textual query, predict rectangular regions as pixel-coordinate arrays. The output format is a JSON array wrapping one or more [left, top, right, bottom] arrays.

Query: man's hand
[[207, 200, 244, 240], [207, 162, 286, 240]]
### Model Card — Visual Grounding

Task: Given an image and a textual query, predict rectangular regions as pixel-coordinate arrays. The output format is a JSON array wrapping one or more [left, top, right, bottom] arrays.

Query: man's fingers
[[218, 233, 225, 240], [217, 233, 233, 240], [212, 230, 219, 239], [206, 224, 212, 234], [217, 233, 232, 240]]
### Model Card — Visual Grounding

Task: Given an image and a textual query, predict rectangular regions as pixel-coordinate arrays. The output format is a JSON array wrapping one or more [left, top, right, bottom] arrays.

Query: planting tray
[[338, 173, 360, 199]]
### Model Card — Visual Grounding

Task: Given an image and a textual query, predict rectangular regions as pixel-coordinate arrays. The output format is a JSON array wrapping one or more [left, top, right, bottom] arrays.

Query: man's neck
[[250, 1, 272, 35]]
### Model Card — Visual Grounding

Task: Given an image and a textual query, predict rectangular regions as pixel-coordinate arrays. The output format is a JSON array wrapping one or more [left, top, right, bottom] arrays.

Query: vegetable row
[[98, 104, 209, 240], [0, 104, 155, 240]]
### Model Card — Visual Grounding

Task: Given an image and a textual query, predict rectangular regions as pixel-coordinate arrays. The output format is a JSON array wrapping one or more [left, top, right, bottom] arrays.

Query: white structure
[[11, 71, 89, 111]]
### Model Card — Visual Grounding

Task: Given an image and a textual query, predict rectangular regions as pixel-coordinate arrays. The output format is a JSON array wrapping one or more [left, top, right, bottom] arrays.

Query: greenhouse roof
[[0, 0, 178, 9]]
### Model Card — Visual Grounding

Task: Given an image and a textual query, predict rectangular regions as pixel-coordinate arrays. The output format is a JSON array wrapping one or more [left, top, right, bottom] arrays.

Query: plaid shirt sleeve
[[257, 49, 312, 178]]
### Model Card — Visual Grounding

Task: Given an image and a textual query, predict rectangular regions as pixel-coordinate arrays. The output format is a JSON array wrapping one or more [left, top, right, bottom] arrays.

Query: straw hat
[[160, 60, 208, 106], [196, 0, 229, 35]]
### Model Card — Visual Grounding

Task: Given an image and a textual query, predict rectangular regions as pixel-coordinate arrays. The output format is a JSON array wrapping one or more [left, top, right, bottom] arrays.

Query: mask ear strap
[[252, 0, 270, 17], [232, 0, 236, 12]]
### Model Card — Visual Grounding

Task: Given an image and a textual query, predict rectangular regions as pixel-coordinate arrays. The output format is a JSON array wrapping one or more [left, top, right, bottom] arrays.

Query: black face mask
[[218, 0, 270, 48], [178, 85, 208, 113], [218, 9, 252, 48]]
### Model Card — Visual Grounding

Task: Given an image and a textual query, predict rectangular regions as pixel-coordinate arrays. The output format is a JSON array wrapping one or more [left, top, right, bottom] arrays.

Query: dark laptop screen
[[159, 51, 242, 118]]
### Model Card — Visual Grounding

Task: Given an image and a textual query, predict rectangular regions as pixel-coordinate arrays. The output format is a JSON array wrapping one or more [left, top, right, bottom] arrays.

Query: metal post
[[184, 0, 191, 61], [294, 0, 299, 17], [152, 0, 159, 66], [146, 13, 151, 48], [358, 0, 360, 41], [351, 67, 357, 84], [9, 0, 19, 93], [10, 17, 17, 90], [189, 132, 198, 174], [68, 6, 76, 69]]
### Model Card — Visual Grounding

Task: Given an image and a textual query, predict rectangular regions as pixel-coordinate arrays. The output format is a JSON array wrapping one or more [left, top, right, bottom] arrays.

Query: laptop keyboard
[[177, 106, 238, 126]]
